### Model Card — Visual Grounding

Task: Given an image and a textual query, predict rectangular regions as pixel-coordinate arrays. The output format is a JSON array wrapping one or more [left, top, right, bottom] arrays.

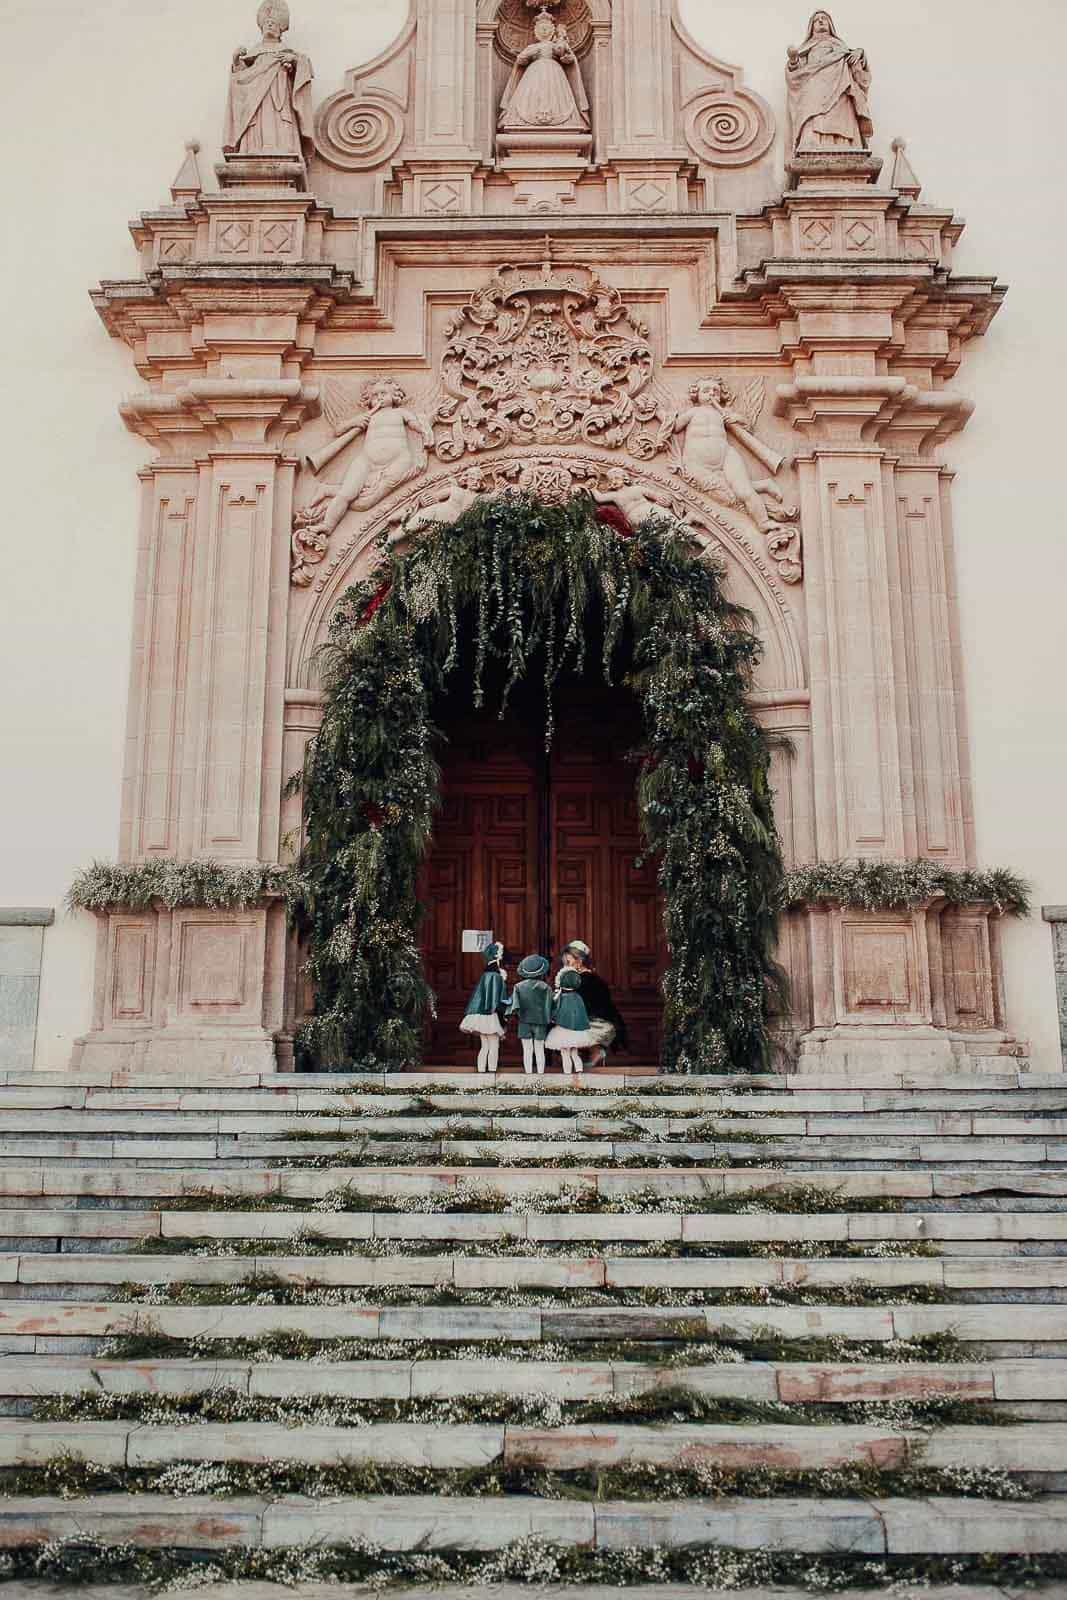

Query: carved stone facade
[[76, 0, 1023, 1073]]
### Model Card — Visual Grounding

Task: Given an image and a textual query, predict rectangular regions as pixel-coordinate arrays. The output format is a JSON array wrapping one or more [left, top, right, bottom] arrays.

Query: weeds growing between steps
[[160, 1181, 907, 1215], [6, 1532, 1066, 1593], [33, 1378, 1010, 1434], [93, 1328, 971, 1367], [111, 1269, 950, 1311], [0, 1454, 1031, 1507], [128, 1229, 940, 1260]]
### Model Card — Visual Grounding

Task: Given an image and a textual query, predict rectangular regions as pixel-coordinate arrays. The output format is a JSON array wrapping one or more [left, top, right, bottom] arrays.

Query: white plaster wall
[[1, 0, 1063, 1068]]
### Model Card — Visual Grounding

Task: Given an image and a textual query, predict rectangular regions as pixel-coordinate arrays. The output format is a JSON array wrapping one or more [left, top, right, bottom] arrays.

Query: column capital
[[121, 381, 320, 452]]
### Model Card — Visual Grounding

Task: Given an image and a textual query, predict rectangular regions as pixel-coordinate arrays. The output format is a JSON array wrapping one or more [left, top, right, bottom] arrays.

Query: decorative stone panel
[[835, 909, 931, 1026], [0, 909, 53, 1070], [106, 915, 158, 1026], [171, 910, 267, 1027], [208, 213, 306, 259]]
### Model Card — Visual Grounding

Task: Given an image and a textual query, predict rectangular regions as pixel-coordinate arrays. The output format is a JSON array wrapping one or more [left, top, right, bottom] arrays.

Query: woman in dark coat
[[559, 940, 629, 1068]]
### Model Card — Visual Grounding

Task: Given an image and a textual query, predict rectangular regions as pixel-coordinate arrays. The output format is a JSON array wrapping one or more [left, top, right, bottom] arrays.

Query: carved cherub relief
[[301, 378, 436, 535], [395, 466, 491, 541], [673, 378, 798, 536], [590, 469, 678, 529]]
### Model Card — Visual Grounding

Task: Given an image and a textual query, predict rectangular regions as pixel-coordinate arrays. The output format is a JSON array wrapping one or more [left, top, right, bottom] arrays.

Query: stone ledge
[[0, 909, 53, 928]]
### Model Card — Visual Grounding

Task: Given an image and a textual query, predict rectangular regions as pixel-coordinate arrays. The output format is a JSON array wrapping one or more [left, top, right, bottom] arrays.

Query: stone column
[[1042, 908, 1067, 1070], [73, 377, 315, 1075]]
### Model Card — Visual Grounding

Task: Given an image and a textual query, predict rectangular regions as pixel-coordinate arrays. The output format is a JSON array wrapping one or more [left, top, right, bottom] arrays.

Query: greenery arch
[[289, 493, 788, 1073]]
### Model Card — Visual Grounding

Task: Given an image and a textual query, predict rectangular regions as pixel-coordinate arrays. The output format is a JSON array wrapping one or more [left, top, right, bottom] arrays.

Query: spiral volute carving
[[314, 91, 405, 171]]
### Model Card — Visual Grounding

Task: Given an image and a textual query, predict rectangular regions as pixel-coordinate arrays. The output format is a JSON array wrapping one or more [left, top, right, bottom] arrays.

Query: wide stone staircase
[[1, 1061, 1067, 1597]]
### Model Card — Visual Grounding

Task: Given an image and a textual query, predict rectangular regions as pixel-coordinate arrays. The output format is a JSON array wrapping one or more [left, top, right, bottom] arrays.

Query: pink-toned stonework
[[74, 0, 1023, 1074]]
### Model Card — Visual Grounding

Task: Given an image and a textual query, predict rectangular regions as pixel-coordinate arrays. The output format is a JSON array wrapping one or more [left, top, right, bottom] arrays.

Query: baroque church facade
[[74, 0, 1024, 1076]]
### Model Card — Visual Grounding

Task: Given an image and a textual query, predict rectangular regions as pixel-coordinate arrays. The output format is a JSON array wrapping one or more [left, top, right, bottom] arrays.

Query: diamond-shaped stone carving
[[629, 181, 669, 213], [904, 233, 938, 261], [158, 236, 192, 263], [423, 183, 461, 215], [217, 221, 252, 255], [261, 222, 296, 255], [800, 216, 834, 251], [844, 219, 876, 252]]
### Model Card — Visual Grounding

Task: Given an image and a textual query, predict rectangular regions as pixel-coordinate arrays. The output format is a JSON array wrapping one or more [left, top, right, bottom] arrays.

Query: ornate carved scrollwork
[[290, 264, 803, 587]]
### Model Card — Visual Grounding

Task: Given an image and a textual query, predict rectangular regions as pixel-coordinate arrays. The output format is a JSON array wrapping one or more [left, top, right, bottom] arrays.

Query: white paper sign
[[462, 930, 494, 954]]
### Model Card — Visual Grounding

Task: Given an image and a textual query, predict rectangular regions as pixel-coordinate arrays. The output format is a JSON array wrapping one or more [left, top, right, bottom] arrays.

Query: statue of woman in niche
[[223, 0, 314, 158], [786, 10, 872, 155], [499, 8, 590, 132]]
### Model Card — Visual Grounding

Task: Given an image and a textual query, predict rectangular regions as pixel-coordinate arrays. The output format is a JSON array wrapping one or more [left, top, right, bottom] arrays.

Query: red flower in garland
[[358, 580, 392, 627], [687, 756, 706, 785], [363, 803, 386, 828], [595, 503, 634, 539]]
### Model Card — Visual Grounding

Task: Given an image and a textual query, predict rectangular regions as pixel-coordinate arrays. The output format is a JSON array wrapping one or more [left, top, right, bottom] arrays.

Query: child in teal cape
[[545, 967, 598, 1076], [459, 943, 509, 1075], [507, 954, 553, 1076]]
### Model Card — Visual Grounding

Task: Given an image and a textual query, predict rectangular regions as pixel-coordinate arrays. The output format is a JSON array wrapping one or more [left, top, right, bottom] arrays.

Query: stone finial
[[170, 139, 203, 203], [890, 137, 922, 200]]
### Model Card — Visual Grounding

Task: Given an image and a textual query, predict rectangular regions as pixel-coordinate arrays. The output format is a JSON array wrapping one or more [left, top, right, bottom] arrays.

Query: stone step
[[18, 1353, 1067, 1404], [3, 1299, 1066, 1349], [8, 1250, 1067, 1294], [0, 1492, 1065, 1555], [2, 1137, 1063, 1169], [5, 1165, 1065, 1204], [5, 1069, 1062, 1091], [5, 1207, 1067, 1247], [4, 1087, 1066, 1116], [2, 1354, 1064, 1405], [5, 1418, 1067, 1475], [3, 1106, 1066, 1131]]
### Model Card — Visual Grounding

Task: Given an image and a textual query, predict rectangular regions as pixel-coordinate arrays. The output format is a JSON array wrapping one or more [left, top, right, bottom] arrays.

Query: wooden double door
[[420, 689, 665, 1064]]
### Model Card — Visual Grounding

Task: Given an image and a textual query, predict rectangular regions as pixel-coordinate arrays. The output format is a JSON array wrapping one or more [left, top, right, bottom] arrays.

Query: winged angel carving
[[289, 261, 802, 586], [291, 378, 434, 585]]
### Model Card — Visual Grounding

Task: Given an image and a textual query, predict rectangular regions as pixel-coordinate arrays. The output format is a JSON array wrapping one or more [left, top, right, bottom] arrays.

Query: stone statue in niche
[[786, 10, 872, 155], [300, 379, 436, 538], [674, 379, 799, 538], [223, 0, 314, 159], [499, 9, 590, 132]]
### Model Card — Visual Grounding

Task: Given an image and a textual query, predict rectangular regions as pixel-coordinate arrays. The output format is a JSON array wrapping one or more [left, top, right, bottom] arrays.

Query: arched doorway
[[421, 670, 666, 1065]]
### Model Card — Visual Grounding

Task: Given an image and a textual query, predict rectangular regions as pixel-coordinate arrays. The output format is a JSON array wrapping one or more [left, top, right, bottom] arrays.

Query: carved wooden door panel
[[420, 715, 542, 1063], [549, 724, 665, 1064]]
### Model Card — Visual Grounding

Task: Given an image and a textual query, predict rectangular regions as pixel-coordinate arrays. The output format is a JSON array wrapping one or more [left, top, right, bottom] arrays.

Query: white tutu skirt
[[545, 1025, 599, 1050], [459, 1013, 505, 1038]]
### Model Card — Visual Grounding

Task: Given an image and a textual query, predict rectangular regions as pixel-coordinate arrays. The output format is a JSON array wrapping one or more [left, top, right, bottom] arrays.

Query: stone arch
[[287, 456, 807, 697]]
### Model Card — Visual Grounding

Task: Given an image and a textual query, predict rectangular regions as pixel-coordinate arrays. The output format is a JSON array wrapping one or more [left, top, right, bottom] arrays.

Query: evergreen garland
[[68, 859, 288, 914], [782, 859, 1030, 917], [289, 492, 787, 1074]]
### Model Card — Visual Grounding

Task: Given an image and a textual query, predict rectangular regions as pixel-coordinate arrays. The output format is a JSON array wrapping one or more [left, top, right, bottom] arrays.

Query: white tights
[[476, 1036, 501, 1074], [556, 1048, 584, 1077], [521, 1038, 546, 1075]]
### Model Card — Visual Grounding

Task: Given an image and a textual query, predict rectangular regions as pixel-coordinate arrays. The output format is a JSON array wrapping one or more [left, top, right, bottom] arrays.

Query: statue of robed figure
[[786, 9, 873, 154], [223, 0, 314, 158], [499, 9, 590, 132]]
